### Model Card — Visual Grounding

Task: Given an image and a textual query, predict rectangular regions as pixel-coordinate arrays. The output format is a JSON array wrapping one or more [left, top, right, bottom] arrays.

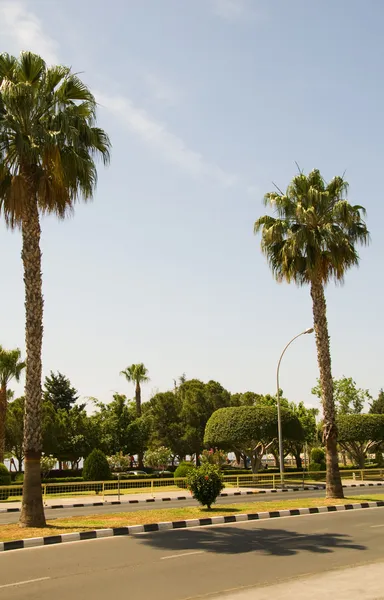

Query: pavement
[[0, 507, 383, 599], [0, 484, 382, 524]]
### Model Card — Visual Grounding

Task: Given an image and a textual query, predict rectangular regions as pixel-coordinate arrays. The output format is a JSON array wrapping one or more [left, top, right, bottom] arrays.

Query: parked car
[[127, 470, 147, 476]]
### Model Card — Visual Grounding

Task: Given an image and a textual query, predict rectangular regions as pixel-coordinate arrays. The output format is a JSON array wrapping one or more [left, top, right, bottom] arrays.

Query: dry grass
[[0, 494, 383, 543]]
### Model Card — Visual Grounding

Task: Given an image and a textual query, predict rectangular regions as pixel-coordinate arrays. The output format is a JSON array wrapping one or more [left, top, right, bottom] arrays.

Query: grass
[[0, 494, 383, 543]]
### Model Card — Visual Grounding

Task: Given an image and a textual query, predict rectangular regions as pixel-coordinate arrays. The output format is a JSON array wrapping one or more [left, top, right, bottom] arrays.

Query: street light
[[276, 327, 314, 488]]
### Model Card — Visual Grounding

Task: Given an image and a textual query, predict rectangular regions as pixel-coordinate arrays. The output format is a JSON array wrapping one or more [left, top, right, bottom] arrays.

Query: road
[[0, 485, 382, 524], [0, 507, 383, 599]]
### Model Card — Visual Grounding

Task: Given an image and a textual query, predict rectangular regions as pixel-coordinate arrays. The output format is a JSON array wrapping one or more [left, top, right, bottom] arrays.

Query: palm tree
[[254, 169, 369, 498], [0, 52, 110, 527], [120, 363, 150, 418], [0, 346, 25, 463], [120, 364, 149, 469]]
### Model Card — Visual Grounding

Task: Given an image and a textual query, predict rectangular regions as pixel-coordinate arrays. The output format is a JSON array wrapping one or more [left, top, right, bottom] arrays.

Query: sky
[[0, 0, 383, 412]]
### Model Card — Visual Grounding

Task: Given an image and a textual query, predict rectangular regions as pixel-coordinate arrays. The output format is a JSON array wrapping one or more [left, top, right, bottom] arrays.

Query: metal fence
[[0, 468, 383, 504]]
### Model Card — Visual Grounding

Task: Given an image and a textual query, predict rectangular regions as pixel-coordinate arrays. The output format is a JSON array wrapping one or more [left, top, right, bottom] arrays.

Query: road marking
[[370, 524, 384, 528], [161, 550, 204, 560], [0, 577, 50, 589]]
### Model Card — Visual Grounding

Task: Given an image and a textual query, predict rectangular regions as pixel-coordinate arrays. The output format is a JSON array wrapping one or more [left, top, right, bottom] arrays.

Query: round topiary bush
[[0, 463, 11, 500], [309, 462, 326, 481], [311, 448, 325, 464], [186, 464, 224, 509], [83, 449, 111, 483], [174, 462, 196, 489]]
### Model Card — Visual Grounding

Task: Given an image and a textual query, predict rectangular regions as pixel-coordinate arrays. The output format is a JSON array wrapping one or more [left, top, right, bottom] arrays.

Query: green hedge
[[0, 464, 11, 500]]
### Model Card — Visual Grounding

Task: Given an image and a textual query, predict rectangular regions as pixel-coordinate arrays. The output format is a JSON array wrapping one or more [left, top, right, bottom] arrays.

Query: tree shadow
[[137, 525, 366, 557]]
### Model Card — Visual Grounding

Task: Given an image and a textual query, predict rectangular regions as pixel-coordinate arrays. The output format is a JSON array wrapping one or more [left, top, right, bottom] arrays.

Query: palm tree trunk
[[0, 385, 6, 464], [135, 381, 142, 417], [135, 381, 144, 468], [19, 193, 46, 528], [310, 279, 344, 499]]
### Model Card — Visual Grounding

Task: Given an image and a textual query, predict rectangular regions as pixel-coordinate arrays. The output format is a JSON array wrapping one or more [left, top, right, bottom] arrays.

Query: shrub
[[311, 448, 325, 464], [83, 449, 111, 482], [174, 462, 195, 478], [144, 447, 172, 470], [186, 464, 224, 509], [309, 461, 326, 481], [0, 463, 11, 500], [201, 449, 227, 467], [174, 462, 195, 488], [107, 452, 131, 473], [40, 454, 57, 478]]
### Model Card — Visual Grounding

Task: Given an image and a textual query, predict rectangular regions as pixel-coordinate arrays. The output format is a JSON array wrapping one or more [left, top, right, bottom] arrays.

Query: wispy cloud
[[0, 0, 238, 188], [211, 0, 254, 22], [143, 72, 181, 107], [96, 91, 237, 187], [0, 0, 59, 63]]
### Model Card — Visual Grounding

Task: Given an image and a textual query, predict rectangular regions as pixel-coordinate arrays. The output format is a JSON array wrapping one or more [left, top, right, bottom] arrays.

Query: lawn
[[1, 494, 383, 543]]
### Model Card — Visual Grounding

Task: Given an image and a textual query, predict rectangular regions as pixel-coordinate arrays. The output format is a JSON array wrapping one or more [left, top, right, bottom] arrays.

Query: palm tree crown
[[120, 363, 150, 386], [0, 51, 110, 226], [254, 169, 369, 286], [0, 346, 25, 388], [0, 346, 25, 463]]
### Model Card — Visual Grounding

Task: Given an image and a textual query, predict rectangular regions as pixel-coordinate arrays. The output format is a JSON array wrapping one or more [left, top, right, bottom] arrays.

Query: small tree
[[200, 449, 227, 467], [337, 414, 384, 468], [83, 449, 111, 481], [40, 454, 56, 479], [107, 452, 131, 473], [187, 464, 224, 509], [44, 371, 79, 412], [144, 446, 172, 470], [204, 406, 303, 473]]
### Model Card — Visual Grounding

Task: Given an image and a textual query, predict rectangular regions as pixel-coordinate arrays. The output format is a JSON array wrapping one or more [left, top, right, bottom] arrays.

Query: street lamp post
[[276, 327, 314, 488]]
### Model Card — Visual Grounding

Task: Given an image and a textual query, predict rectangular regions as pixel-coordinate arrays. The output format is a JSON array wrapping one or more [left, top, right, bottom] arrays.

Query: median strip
[[0, 485, 331, 514], [0, 496, 383, 552]]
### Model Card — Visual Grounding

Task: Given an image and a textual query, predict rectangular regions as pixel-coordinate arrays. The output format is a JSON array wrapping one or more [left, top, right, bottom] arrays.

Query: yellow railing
[[0, 468, 382, 503]]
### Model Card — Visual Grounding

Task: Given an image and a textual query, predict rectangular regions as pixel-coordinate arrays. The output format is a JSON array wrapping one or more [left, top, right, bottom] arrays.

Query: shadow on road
[[136, 526, 366, 557]]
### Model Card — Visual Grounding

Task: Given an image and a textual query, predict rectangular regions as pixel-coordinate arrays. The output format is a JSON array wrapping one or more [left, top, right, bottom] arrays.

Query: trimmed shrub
[[174, 462, 195, 489], [174, 462, 195, 478], [311, 448, 325, 464], [309, 462, 326, 481], [186, 464, 224, 509], [83, 449, 110, 482], [0, 463, 11, 500]]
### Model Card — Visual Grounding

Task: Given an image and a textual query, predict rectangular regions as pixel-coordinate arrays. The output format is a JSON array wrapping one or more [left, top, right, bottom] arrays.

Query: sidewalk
[[1, 485, 324, 512], [1, 480, 381, 513]]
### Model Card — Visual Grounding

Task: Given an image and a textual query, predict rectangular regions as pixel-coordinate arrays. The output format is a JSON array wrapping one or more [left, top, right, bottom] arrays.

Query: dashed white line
[[161, 551, 204, 560], [0, 577, 50, 589]]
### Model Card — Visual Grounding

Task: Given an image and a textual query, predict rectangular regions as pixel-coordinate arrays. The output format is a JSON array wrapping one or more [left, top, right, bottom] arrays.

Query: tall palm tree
[[0, 346, 25, 463], [120, 364, 149, 469], [0, 52, 110, 527], [254, 169, 369, 498], [120, 363, 150, 418]]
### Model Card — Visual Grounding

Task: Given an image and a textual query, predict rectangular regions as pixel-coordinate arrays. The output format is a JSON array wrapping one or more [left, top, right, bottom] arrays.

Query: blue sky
[[0, 0, 382, 410]]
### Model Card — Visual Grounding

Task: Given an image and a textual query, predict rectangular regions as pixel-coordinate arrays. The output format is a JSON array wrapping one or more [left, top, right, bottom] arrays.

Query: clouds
[[0, 0, 239, 188], [0, 0, 59, 64], [211, 0, 254, 22], [96, 91, 237, 187], [143, 72, 181, 107]]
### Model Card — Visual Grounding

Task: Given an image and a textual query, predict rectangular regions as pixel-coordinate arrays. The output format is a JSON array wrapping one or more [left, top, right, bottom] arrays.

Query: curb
[[0, 483, 381, 515], [1, 500, 383, 553], [0, 486, 326, 514]]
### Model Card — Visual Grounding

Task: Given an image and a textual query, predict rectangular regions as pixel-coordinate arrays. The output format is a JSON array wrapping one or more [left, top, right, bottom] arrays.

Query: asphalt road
[[0, 507, 383, 599], [0, 485, 382, 524]]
